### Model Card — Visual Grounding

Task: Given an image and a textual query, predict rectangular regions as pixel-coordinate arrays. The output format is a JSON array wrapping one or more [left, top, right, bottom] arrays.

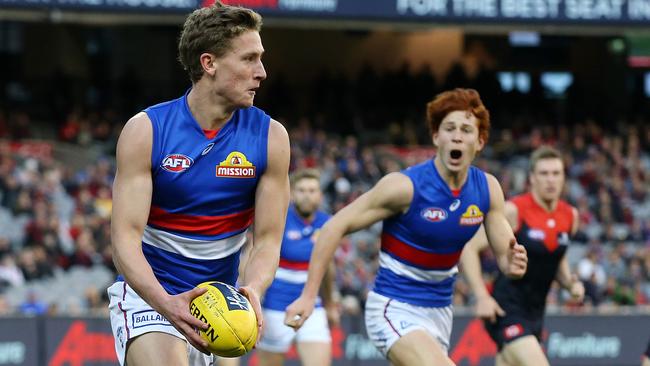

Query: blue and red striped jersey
[[375, 160, 490, 307], [262, 205, 330, 311], [122, 90, 270, 295]]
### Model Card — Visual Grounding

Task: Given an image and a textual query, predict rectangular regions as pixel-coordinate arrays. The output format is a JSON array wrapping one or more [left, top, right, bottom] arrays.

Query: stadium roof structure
[[1, 0, 650, 33]]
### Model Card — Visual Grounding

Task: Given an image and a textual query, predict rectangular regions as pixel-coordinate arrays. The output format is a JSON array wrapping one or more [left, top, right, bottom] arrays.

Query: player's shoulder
[[119, 112, 152, 144], [146, 97, 181, 112], [315, 209, 332, 222], [555, 199, 577, 217]]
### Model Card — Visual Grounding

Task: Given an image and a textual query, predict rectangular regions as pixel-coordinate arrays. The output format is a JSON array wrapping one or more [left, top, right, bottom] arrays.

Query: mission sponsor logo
[[421, 207, 448, 222], [161, 154, 193, 173], [216, 151, 256, 178], [459, 204, 484, 226]]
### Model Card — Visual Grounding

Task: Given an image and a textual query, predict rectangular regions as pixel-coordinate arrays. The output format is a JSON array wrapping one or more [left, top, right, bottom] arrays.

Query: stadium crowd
[[1, 55, 649, 316], [0, 110, 649, 316]]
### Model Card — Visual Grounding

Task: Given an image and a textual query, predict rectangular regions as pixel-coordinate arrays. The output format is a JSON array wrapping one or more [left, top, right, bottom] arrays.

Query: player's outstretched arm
[[111, 113, 209, 353], [240, 119, 290, 336], [320, 261, 341, 327], [484, 174, 528, 279], [460, 226, 505, 323], [284, 172, 413, 329]]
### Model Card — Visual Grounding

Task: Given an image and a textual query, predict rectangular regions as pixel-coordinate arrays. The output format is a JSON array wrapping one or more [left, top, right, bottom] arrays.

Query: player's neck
[[187, 85, 234, 131], [433, 157, 468, 191], [295, 206, 316, 222], [531, 190, 558, 212]]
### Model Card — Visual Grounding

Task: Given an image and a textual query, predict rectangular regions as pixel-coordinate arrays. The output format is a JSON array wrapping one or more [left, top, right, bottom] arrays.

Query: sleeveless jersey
[[118, 90, 270, 295], [492, 193, 575, 318], [375, 160, 490, 307], [263, 205, 330, 311]]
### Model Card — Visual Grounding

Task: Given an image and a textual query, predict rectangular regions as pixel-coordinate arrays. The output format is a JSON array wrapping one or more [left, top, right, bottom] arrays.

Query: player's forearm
[[319, 262, 338, 305], [302, 224, 345, 299], [555, 259, 575, 290], [112, 230, 169, 308], [460, 249, 491, 299], [242, 240, 280, 296]]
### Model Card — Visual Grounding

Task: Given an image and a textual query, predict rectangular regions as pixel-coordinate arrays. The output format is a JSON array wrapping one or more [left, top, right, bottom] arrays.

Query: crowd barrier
[[0, 313, 648, 366]]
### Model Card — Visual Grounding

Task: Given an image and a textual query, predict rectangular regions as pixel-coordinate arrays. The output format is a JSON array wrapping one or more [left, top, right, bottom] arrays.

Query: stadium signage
[[0, 342, 25, 364], [546, 332, 621, 358], [3, 0, 650, 24]]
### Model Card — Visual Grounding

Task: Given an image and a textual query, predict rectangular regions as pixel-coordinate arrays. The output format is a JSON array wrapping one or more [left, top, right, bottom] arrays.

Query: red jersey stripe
[[147, 206, 254, 236], [279, 258, 309, 271], [381, 233, 461, 270]]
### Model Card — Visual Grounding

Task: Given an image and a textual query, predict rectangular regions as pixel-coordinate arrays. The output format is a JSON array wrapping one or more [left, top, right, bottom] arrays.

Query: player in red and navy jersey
[[107, 3, 290, 366], [461, 146, 584, 366], [284, 88, 528, 366]]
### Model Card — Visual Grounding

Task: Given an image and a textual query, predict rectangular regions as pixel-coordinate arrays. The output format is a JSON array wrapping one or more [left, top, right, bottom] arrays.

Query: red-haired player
[[285, 88, 528, 366]]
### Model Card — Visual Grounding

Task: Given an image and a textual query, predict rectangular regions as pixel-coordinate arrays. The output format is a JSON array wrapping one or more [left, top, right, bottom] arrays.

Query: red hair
[[426, 88, 490, 143]]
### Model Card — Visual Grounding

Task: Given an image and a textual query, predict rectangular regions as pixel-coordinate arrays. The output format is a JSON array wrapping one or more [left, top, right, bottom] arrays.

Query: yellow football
[[190, 281, 257, 357]]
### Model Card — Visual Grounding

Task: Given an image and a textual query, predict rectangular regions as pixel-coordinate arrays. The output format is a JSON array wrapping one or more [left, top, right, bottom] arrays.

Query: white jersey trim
[[274, 267, 308, 284], [142, 225, 247, 260], [379, 252, 458, 282]]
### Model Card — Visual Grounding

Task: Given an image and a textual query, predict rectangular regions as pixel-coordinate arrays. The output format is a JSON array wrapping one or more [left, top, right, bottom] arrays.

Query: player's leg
[[387, 330, 454, 366], [364, 291, 454, 366], [127, 332, 190, 366], [256, 349, 285, 366], [295, 307, 332, 366], [495, 352, 514, 366], [215, 356, 240, 366], [109, 281, 204, 366], [256, 309, 295, 366], [499, 335, 549, 366]]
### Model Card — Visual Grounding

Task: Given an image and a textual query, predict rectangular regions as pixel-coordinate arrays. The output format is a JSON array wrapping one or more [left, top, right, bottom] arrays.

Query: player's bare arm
[[484, 174, 528, 279], [284, 172, 413, 329], [111, 113, 209, 352], [240, 119, 290, 334], [555, 207, 584, 301], [460, 226, 505, 323], [320, 261, 341, 327]]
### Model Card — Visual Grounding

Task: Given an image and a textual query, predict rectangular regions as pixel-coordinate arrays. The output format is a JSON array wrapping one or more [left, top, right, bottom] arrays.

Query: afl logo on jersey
[[286, 230, 301, 240], [421, 208, 448, 222], [216, 151, 256, 178], [528, 229, 546, 241], [459, 204, 484, 226], [161, 154, 193, 173]]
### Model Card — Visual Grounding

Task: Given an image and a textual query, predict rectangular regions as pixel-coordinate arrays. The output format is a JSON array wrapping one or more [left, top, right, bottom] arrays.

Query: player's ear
[[477, 134, 486, 152], [200, 53, 218, 76], [432, 132, 439, 147]]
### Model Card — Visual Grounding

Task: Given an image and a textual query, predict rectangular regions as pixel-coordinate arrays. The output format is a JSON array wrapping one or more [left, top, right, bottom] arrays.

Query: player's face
[[530, 158, 565, 202], [212, 30, 266, 108], [433, 111, 485, 173], [292, 178, 322, 217]]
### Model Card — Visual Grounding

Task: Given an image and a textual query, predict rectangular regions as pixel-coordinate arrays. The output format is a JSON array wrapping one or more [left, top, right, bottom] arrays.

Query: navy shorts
[[484, 314, 543, 351]]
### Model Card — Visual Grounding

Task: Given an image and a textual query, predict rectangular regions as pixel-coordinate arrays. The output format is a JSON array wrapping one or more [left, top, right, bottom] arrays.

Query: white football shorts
[[107, 281, 215, 366], [256, 307, 331, 353], [364, 291, 453, 358]]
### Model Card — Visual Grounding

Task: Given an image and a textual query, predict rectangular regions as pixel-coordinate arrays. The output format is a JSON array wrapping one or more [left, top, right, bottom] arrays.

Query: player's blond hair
[[290, 169, 321, 188], [529, 145, 564, 172]]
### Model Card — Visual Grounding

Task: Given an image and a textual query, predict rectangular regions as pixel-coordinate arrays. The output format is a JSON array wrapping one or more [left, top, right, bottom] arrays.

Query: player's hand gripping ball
[[190, 281, 258, 357]]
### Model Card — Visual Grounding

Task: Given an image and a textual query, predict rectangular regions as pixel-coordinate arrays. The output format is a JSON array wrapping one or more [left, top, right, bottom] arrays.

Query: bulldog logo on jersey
[[216, 151, 256, 178], [459, 204, 484, 226], [161, 154, 193, 173]]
